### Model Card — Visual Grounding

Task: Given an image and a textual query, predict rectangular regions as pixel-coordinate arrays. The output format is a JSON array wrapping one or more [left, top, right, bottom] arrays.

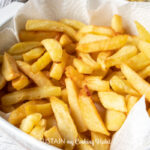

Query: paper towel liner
[[0, 0, 150, 150]]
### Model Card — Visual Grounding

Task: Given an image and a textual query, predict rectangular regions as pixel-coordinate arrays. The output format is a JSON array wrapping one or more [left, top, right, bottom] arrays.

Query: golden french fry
[[79, 94, 110, 136], [12, 73, 30, 90], [79, 34, 109, 44], [59, 34, 72, 47], [12, 54, 23, 61], [83, 76, 110, 92], [60, 19, 85, 30], [30, 119, 46, 141], [2, 53, 20, 81], [97, 51, 113, 70], [126, 95, 139, 113], [78, 25, 115, 37], [25, 103, 53, 117], [17, 61, 53, 86], [8, 42, 41, 54], [137, 40, 150, 59], [91, 132, 110, 150], [98, 91, 127, 112], [65, 78, 87, 132], [0, 105, 15, 113], [19, 30, 59, 42], [23, 47, 45, 62], [106, 45, 137, 67], [77, 35, 128, 53], [26, 20, 77, 41], [111, 14, 124, 33], [0, 72, 6, 90], [138, 65, 150, 79], [44, 126, 64, 148], [121, 64, 150, 102], [31, 52, 51, 73], [65, 66, 84, 88], [50, 51, 68, 80], [41, 39, 62, 62], [20, 113, 42, 133], [135, 21, 150, 42], [1, 86, 61, 105], [110, 75, 139, 96], [45, 115, 57, 130], [91, 68, 109, 79], [78, 53, 101, 70], [105, 110, 126, 131], [127, 52, 150, 71], [50, 97, 78, 142], [61, 88, 68, 103], [64, 43, 76, 54], [73, 58, 93, 74]]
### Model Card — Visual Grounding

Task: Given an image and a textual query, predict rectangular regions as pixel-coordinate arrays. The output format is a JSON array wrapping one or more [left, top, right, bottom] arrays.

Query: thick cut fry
[[30, 119, 46, 141], [73, 58, 93, 74], [17, 61, 53, 86], [41, 39, 62, 62], [98, 92, 127, 112], [8, 42, 41, 54], [111, 15, 124, 33], [61, 88, 68, 103], [106, 45, 137, 67], [59, 34, 72, 47], [91, 132, 110, 150], [44, 126, 64, 148], [78, 25, 115, 37], [20, 113, 42, 133], [77, 35, 128, 53], [46, 115, 57, 129], [121, 64, 150, 102], [79, 34, 109, 44], [26, 20, 77, 41], [50, 97, 78, 142], [19, 30, 59, 42], [65, 66, 84, 88], [126, 95, 139, 113], [83, 76, 110, 92], [25, 103, 53, 117], [105, 110, 126, 131], [110, 75, 139, 96], [60, 19, 85, 30], [135, 21, 150, 42], [127, 52, 150, 71], [64, 43, 76, 54], [97, 51, 113, 70], [1, 86, 61, 105], [137, 40, 150, 59], [12, 73, 30, 90], [2, 53, 20, 81], [79, 95, 110, 136], [138, 65, 150, 79], [23, 47, 45, 62], [31, 52, 51, 73], [65, 78, 87, 132], [50, 51, 68, 80], [0, 72, 6, 90], [13, 54, 23, 61], [78, 53, 100, 70]]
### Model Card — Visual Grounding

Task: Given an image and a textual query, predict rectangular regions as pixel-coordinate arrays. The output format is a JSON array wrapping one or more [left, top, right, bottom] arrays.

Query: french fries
[[17, 61, 53, 86], [121, 64, 150, 102], [23, 47, 45, 62], [50, 97, 78, 143], [65, 78, 87, 132], [26, 20, 77, 41], [2, 53, 20, 81], [1, 86, 61, 105], [8, 42, 41, 54], [77, 35, 128, 53], [19, 30, 59, 42], [105, 110, 126, 131], [31, 52, 52, 73], [41, 39, 63, 62], [1, 15, 150, 150], [98, 92, 127, 112]]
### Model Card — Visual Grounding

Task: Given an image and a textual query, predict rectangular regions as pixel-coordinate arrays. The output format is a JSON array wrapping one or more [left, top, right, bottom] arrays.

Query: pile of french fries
[[0, 14, 150, 150]]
